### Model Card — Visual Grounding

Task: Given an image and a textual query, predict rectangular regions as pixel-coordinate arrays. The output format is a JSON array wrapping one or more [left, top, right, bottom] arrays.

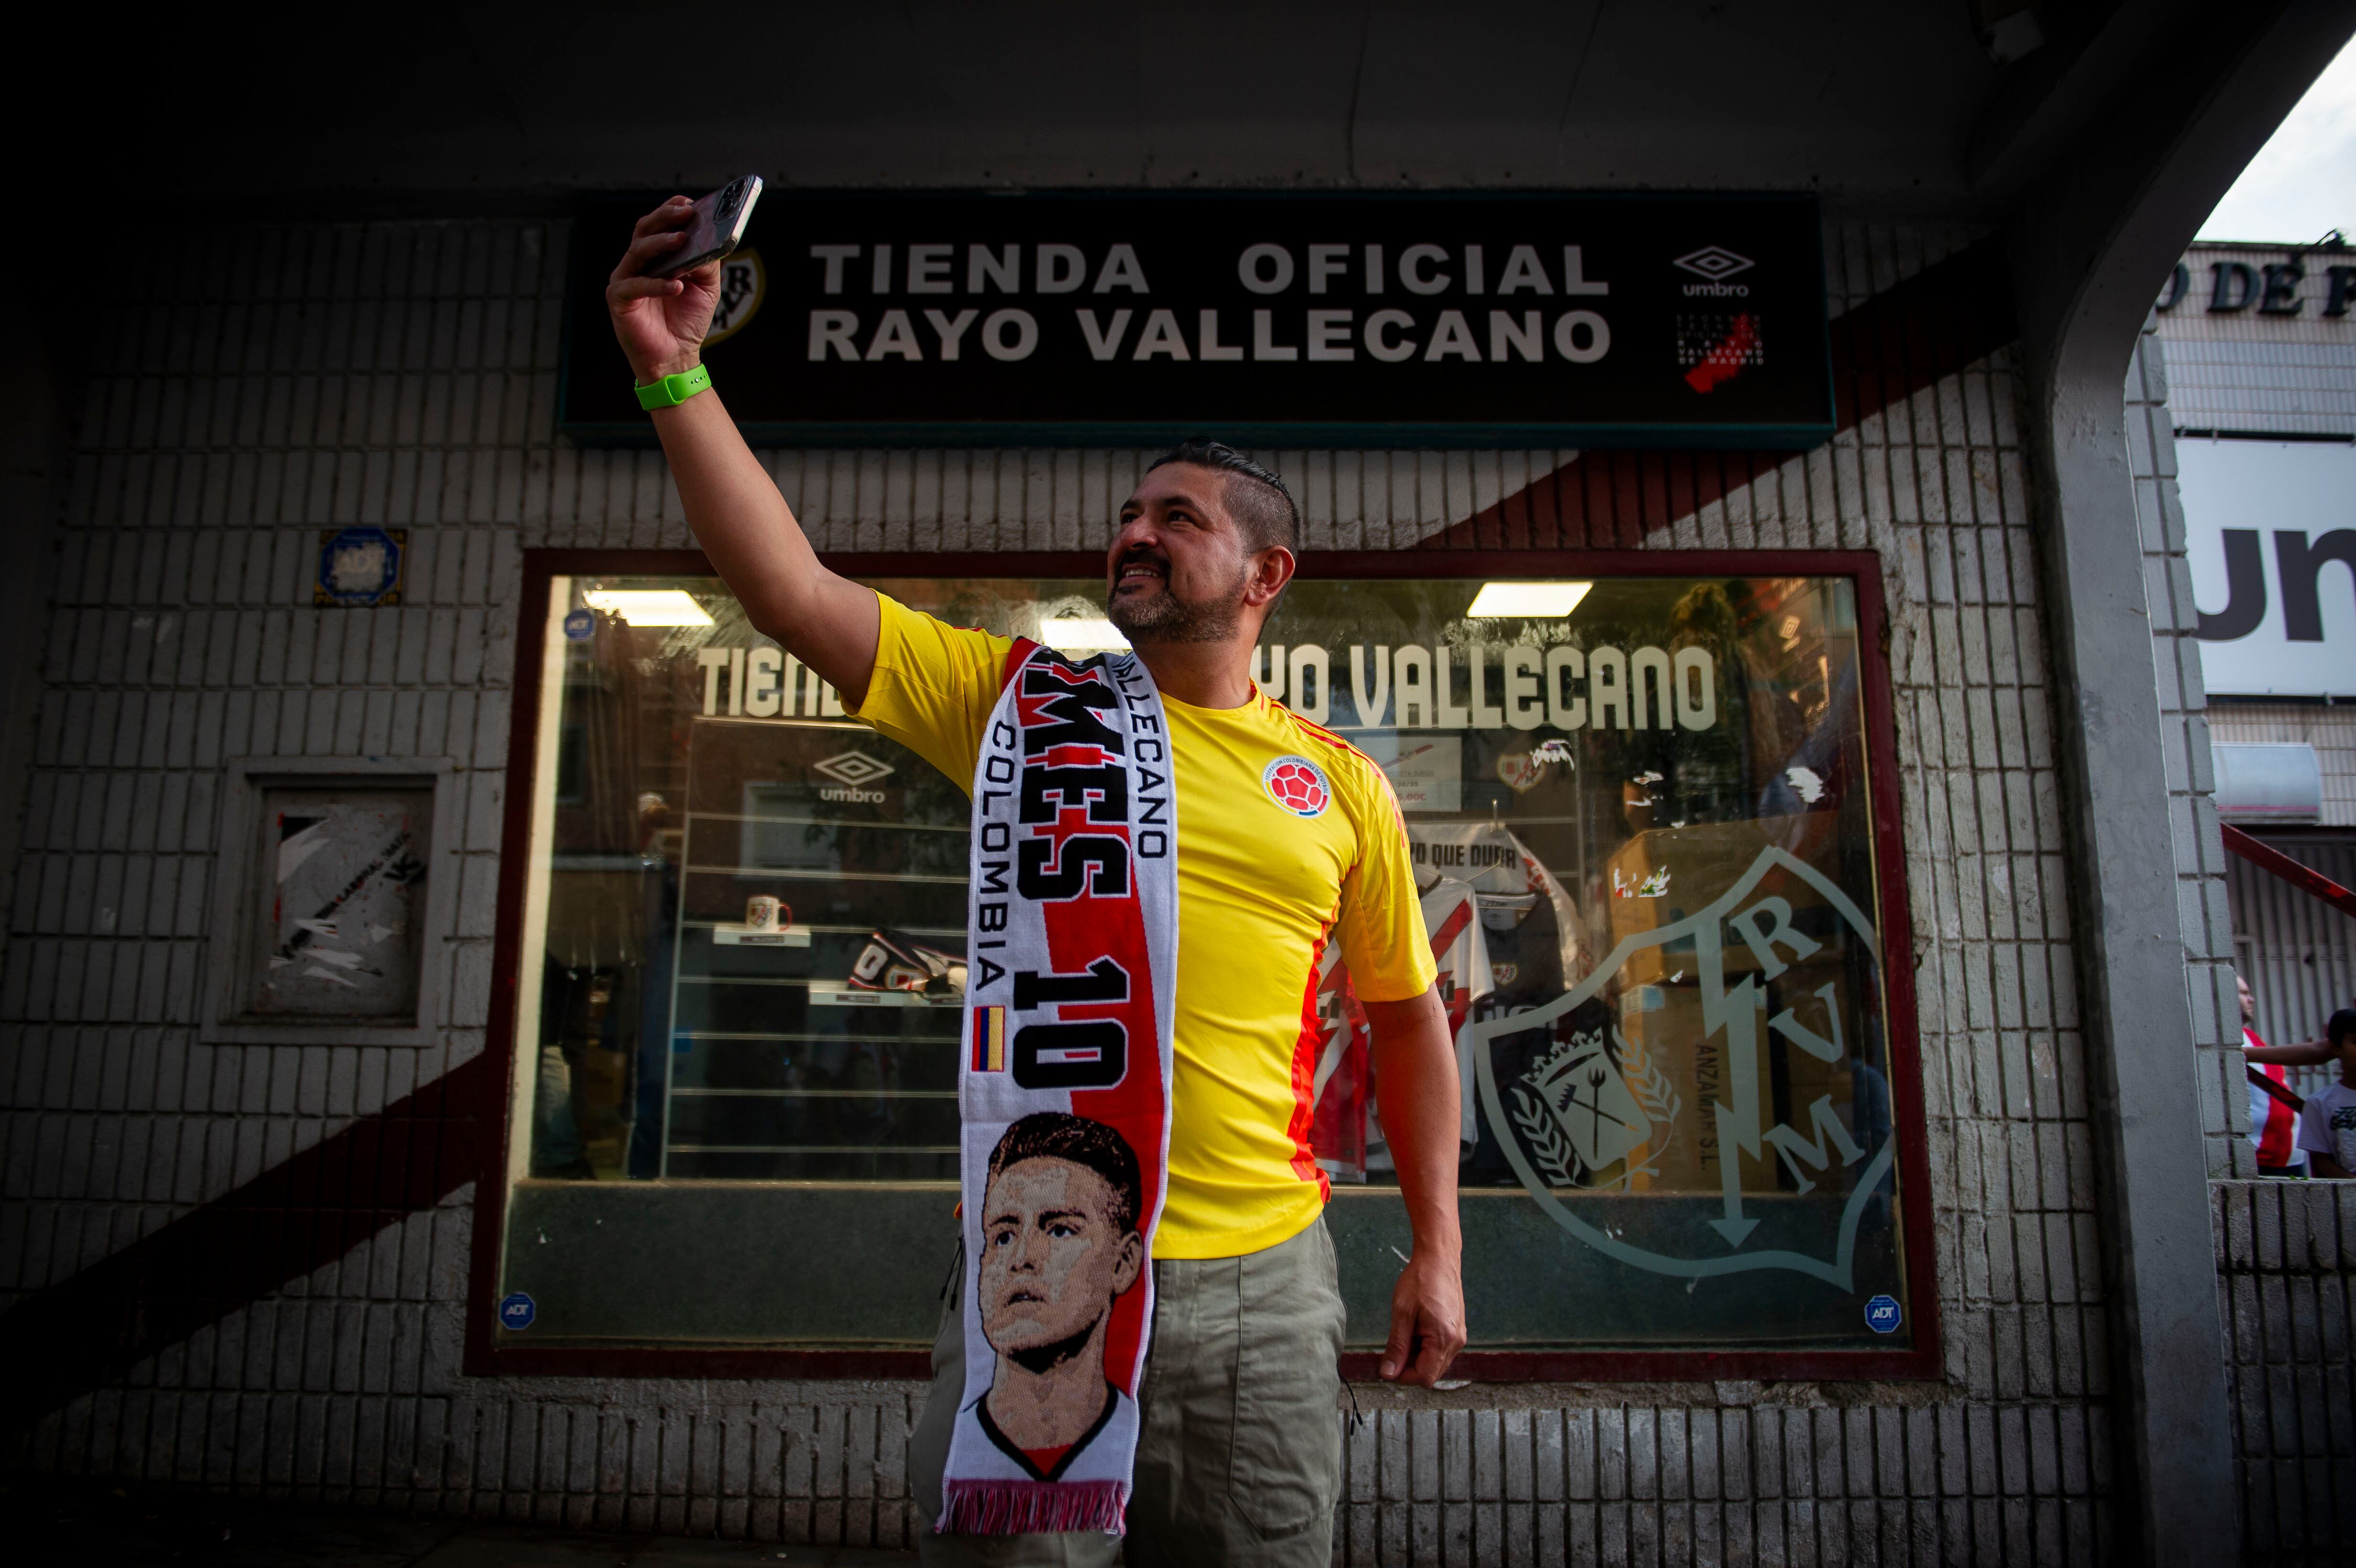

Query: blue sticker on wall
[[314, 526, 406, 607], [1864, 1294, 1902, 1334], [499, 1292, 537, 1331], [563, 609, 595, 640]]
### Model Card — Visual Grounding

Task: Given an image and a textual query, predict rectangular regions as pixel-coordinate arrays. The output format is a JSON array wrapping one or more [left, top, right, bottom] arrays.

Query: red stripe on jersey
[[2257, 1065, 2298, 1167], [1427, 896, 1478, 1037], [1288, 711, 1383, 766], [1286, 917, 1338, 1199], [1427, 900, 1474, 957]]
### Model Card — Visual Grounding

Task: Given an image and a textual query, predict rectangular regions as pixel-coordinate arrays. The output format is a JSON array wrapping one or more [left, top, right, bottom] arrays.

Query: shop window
[[554, 723, 589, 805], [484, 555, 1930, 1375]]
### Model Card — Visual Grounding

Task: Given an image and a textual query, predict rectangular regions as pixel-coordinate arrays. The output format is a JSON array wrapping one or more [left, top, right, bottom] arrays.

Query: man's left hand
[[1381, 1247, 1466, 1385]]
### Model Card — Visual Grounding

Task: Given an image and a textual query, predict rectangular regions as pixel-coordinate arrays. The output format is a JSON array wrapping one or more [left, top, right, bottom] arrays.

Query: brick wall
[[2124, 322, 2253, 1180], [2214, 1179, 2356, 1567], [0, 218, 2125, 1561]]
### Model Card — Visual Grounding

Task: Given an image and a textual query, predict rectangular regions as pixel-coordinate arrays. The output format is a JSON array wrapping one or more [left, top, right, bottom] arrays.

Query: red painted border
[[472, 548, 1939, 1384], [464, 553, 552, 1379]]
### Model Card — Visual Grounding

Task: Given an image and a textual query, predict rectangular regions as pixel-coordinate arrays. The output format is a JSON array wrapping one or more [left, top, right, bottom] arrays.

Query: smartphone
[[653, 175, 764, 279]]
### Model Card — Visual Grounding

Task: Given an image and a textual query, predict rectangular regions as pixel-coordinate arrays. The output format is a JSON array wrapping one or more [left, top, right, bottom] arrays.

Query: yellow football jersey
[[851, 593, 1436, 1258]]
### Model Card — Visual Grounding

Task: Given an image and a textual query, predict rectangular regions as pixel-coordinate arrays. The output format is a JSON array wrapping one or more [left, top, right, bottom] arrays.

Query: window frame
[[201, 755, 461, 1048], [469, 547, 1937, 1383]]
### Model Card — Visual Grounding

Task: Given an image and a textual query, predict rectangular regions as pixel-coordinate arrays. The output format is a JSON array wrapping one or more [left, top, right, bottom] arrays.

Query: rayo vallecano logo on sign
[[1472, 845, 1892, 1288], [706, 248, 766, 346], [813, 750, 894, 802], [1674, 246, 1756, 297]]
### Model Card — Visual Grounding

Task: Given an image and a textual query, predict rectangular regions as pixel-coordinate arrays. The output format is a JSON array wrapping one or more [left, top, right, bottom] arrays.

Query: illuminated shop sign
[[560, 193, 1832, 447]]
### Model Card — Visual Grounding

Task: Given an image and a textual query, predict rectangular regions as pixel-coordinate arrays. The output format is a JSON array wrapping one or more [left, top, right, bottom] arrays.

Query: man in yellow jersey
[[610, 197, 1465, 1568]]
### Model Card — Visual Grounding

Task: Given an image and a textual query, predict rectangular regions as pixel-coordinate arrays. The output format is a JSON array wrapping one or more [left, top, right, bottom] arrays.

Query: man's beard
[[1106, 551, 1245, 644]]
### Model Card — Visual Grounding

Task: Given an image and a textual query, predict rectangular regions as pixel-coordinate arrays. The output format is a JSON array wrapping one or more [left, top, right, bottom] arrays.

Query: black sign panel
[[562, 193, 1831, 448]]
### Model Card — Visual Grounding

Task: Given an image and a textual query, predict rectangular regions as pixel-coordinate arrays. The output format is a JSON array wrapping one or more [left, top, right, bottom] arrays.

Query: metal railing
[[2224, 822, 2356, 1117]]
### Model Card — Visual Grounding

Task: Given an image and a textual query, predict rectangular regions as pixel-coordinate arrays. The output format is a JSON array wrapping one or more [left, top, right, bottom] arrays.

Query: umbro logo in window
[[814, 751, 894, 801], [1674, 246, 1756, 299], [815, 751, 894, 786]]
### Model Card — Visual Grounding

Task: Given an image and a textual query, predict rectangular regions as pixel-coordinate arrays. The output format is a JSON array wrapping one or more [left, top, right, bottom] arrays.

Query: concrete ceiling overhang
[[61, 0, 2325, 220]]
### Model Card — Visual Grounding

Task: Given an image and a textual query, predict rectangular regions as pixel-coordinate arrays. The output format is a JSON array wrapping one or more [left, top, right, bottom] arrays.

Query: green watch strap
[[634, 364, 711, 410]]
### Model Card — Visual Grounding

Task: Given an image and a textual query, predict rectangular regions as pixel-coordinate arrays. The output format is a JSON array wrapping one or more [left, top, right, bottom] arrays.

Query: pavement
[[11, 1478, 920, 1566]]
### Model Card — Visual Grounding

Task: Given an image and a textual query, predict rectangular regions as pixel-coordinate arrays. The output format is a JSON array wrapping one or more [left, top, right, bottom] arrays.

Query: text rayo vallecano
[[694, 642, 1717, 733], [801, 243, 1614, 365]]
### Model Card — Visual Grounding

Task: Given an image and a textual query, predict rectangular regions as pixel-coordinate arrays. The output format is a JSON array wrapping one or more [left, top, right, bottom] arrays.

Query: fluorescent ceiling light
[[1039, 617, 1133, 651], [583, 589, 714, 627], [1466, 581, 1593, 619]]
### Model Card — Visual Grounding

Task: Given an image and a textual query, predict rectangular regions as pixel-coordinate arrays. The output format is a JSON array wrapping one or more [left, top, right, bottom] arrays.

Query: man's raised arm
[[606, 197, 880, 706]]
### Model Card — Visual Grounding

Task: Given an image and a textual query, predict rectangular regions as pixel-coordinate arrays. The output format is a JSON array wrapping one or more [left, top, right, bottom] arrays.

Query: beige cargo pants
[[911, 1217, 1348, 1568]]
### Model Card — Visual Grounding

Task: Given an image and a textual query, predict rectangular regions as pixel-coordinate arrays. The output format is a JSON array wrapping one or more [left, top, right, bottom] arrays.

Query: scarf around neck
[[937, 641, 1178, 1536]]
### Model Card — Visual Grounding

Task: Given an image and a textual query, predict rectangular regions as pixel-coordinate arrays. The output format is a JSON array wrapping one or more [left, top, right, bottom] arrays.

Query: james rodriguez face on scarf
[[978, 1113, 1148, 1452]]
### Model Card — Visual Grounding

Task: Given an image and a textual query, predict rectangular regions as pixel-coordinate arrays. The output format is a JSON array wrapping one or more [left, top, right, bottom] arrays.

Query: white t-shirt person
[[2295, 1080, 2356, 1178]]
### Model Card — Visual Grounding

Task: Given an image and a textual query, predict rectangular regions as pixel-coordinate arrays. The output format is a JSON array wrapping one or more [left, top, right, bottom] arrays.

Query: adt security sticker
[[563, 610, 595, 641], [1864, 1294, 1902, 1334], [314, 525, 406, 608], [499, 1292, 537, 1331]]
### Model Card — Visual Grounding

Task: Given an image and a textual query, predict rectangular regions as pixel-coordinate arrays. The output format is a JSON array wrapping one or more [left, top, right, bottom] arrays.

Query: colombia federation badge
[[1263, 754, 1332, 817]]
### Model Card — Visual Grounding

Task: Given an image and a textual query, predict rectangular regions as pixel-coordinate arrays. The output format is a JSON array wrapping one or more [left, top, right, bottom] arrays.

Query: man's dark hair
[[2330, 1009, 2356, 1048], [987, 1111, 1143, 1234], [1145, 438, 1300, 555]]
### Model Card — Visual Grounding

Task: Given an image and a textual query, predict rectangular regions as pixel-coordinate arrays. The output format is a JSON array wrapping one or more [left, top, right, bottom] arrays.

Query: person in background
[[2236, 971, 2307, 1176], [2292, 1010, 2356, 1178]]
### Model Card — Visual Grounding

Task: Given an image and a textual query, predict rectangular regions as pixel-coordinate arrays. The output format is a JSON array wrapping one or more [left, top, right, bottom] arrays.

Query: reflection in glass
[[506, 570, 1906, 1351]]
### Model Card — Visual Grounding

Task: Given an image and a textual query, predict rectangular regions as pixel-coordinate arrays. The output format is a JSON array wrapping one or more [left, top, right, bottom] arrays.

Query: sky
[[2198, 33, 2356, 242]]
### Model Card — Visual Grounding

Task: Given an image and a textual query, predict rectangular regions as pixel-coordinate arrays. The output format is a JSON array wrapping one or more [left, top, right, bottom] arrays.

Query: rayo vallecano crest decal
[[1509, 1024, 1681, 1188], [1472, 845, 1893, 1287]]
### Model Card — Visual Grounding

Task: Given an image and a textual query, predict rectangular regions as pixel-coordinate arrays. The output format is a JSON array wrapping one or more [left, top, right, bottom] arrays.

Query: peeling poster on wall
[[250, 788, 431, 1021]]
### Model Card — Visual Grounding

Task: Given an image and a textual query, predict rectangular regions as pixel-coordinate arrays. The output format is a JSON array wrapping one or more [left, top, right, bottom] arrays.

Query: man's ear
[[1241, 545, 1296, 610], [1109, 1229, 1145, 1295]]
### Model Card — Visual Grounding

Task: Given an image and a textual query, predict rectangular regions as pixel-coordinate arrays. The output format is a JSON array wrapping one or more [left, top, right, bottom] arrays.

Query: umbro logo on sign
[[814, 751, 894, 801], [1674, 246, 1754, 281]]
